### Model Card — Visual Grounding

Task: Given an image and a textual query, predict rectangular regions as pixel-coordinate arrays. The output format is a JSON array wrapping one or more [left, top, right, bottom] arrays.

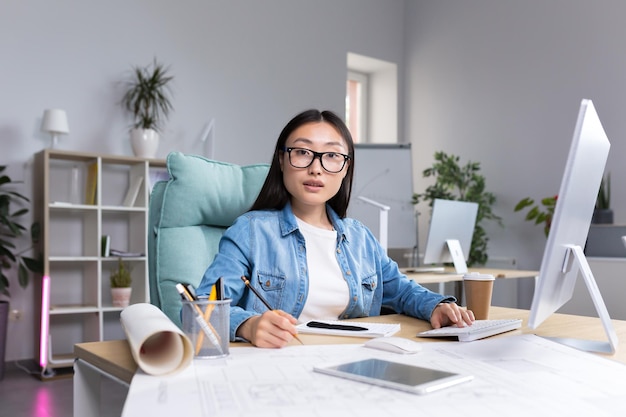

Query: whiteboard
[[348, 144, 416, 248]]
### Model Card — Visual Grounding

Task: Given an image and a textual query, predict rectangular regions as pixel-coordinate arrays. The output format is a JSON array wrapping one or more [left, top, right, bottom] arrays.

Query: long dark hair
[[250, 109, 355, 217]]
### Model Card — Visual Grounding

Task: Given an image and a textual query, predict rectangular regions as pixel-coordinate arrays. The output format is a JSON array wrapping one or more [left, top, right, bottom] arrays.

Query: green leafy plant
[[596, 173, 610, 210], [517, 172, 610, 234], [413, 151, 502, 266], [110, 258, 132, 288], [121, 58, 174, 132], [514, 195, 557, 237], [0, 166, 42, 298]]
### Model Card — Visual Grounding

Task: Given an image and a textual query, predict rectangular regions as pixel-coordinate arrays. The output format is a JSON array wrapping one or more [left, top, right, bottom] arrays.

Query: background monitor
[[422, 199, 478, 273], [528, 99, 617, 353]]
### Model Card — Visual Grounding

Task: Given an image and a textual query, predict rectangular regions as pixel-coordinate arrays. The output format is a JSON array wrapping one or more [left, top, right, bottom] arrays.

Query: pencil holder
[[181, 299, 231, 359]]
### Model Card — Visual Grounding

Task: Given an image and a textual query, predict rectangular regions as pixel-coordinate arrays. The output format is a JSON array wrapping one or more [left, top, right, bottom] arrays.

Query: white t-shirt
[[296, 217, 349, 323]]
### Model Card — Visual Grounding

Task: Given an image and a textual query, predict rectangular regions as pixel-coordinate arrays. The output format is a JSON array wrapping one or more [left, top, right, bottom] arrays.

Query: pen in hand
[[240, 276, 304, 345]]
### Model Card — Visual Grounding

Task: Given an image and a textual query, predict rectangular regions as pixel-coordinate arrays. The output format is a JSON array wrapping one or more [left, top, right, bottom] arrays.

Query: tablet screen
[[314, 358, 472, 395]]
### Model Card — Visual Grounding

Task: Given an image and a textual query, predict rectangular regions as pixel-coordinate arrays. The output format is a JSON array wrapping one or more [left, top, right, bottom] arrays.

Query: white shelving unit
[[34, 149, 166, 371]]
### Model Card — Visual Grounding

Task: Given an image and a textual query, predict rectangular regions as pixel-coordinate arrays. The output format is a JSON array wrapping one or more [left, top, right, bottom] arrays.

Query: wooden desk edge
[[75, 340, 137, 384], [74, 305, 626, 386]]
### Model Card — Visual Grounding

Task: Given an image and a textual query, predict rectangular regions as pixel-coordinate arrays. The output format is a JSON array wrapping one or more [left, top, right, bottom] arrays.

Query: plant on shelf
[[110, 258, 133, 308], [514, 195, 557, 237], [413, 151, 502, 266], [110, 258, 132, 288], [121, 58, 174, 159], [0, 166, 42, 298]]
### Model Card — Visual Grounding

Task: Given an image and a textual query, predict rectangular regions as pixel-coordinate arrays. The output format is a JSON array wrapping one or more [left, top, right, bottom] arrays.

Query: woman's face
[[280, 121, 350, 212]]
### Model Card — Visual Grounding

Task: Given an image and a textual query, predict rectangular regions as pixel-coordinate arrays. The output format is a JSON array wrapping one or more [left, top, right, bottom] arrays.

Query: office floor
[[0, 360, 127, 417]]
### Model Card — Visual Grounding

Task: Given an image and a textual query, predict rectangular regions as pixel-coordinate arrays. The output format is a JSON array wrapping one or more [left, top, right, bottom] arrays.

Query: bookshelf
[[34, 149, 167, 372]]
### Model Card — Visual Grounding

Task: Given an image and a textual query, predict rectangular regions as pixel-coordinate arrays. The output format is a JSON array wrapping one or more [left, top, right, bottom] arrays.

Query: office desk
[[74, 306, 626, 393]]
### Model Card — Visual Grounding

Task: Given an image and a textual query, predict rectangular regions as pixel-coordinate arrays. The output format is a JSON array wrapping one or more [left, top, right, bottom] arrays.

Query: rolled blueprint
[[120, 303, 193, 375]]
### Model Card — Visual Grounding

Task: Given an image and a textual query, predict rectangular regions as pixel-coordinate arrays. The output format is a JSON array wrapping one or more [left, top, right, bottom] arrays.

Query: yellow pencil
[[176, 283, 224, 355], [195, 285, 218, 355]]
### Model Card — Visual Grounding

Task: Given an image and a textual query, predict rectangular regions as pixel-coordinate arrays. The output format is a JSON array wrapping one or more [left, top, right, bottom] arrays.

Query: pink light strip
[[39, 275, 50, 368]]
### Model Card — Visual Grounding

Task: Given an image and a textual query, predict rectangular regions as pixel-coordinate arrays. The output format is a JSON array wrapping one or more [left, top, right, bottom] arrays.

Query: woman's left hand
[[430, 303, 475, 328]]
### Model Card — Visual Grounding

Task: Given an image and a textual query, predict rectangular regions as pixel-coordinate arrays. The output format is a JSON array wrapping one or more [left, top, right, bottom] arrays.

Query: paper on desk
[[120, 303, 193, 376], [123, 335, 626, 417]]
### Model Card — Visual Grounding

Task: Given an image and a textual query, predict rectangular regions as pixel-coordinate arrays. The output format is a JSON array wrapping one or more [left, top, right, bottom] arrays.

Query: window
[[346, 71, 368, 143], [346, 53, 398, 143]]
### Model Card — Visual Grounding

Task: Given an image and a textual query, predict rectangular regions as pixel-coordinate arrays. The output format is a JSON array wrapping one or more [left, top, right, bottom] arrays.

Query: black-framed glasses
[[282, 147, 351, 173]]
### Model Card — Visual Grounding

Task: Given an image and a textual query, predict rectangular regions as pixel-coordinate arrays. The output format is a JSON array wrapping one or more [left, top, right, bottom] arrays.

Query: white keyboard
[[417, 319, 522, 342]]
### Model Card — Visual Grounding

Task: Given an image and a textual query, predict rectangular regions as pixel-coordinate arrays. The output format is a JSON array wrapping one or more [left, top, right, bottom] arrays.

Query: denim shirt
[[197, 202, 455, 341]]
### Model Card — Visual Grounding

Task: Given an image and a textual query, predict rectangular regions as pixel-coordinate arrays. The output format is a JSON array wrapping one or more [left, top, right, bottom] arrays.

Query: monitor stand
[[445, 239, 468, 274], [544, 244, 618, 354]]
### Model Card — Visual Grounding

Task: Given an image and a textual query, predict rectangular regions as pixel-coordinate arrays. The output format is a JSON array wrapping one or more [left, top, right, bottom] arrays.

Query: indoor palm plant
[[413, 151, 502, 266], [110, 258, 133, 308], [121, 58, 174, 159]]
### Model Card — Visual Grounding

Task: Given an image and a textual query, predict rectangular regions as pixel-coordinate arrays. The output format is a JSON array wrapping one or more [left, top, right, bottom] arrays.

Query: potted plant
[[0, 166, 42, 379], [516, 172, 611, 235], [121, 58, 174, 159], [110, 258, 133, 308], [592, 173, 612, 224], [413, 151, 502, 266], [514, 195, 558, 237]]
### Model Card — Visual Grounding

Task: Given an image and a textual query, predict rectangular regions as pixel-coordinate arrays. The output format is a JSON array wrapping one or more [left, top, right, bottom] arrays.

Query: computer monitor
[[422, 199, 479, 273], [528, 99, 617, 353]]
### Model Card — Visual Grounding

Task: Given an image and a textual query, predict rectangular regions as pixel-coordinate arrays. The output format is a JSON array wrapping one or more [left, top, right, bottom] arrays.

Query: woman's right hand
[[237, 310, 298, 348]]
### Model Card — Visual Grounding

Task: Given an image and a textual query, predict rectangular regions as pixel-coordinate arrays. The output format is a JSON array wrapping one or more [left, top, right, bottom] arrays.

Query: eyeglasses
[[282, 147, 351, 173]]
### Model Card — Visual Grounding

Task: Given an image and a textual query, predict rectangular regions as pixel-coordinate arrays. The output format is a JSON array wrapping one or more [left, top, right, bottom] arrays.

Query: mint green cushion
[[149, 152, 269, 326]]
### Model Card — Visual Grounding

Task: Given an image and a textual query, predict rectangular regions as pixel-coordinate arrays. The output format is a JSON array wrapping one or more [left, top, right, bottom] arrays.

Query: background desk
[[403, 267, 538, 302], [402, 267, 538, 285]]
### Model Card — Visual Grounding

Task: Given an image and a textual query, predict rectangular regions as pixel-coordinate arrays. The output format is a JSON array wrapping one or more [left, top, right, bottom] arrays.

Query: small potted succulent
[[110, 258, 133, 308]]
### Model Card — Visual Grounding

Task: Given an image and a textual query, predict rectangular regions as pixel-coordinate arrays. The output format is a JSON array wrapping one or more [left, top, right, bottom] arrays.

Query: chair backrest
[[148, 152, 269, 326]]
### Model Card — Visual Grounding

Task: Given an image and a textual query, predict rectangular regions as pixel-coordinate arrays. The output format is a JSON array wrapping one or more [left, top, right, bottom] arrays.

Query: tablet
[[313, 358, 473, 395]]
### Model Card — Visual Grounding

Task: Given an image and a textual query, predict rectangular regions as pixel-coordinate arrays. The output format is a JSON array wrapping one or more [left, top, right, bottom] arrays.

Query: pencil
[[194, 284, 218, 355], [240, 276, 304, 345], [176, 283, 224, 354]]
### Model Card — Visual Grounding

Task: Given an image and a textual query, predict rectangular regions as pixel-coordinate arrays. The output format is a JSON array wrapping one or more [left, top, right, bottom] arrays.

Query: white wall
[[406, 1, 626, 279], [1, 0, 406, 361]]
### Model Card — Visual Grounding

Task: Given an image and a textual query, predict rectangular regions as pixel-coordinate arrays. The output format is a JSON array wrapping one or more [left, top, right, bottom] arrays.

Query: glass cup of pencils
[[181, 298, 231, 359]]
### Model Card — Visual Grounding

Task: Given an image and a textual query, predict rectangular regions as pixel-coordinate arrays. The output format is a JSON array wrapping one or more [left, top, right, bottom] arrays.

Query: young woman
[[197, 109, 474, 347]]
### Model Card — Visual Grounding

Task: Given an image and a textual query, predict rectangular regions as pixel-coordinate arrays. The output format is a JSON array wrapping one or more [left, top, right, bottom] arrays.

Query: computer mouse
[[364, 337, 422, 354]]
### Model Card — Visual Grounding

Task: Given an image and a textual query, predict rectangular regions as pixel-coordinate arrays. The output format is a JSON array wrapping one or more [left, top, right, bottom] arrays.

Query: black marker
[[306, 321, 368, 331]]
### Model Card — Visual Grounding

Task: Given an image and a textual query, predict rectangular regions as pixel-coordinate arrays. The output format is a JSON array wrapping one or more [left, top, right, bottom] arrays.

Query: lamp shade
[[41, 109, 69, 134]]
